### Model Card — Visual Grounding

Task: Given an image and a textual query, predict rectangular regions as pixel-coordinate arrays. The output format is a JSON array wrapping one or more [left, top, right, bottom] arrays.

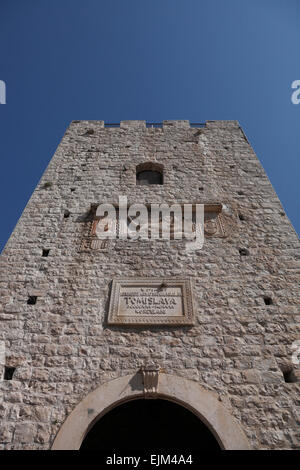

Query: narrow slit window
[[4, 366, 15, 380], [282, 368, 297, 383], [264, 296, 273, 305], [27, 296, 37, 305]]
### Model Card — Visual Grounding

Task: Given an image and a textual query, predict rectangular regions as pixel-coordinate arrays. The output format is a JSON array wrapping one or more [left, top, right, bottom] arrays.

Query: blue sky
[[0, 0, 299, 252]]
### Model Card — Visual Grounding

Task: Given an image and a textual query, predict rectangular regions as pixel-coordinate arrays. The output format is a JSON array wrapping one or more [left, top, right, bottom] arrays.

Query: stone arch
[[51, 373, 250, 450]]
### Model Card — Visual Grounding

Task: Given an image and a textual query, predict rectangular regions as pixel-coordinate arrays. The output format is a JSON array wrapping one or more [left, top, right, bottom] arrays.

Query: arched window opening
[[136, 162, 163, 185]]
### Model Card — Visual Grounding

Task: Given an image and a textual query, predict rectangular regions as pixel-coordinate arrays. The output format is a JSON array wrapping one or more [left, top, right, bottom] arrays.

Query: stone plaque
[[108, 278, 195, 325]]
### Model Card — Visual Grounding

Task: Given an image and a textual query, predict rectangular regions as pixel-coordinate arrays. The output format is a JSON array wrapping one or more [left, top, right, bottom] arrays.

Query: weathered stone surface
[[0, 120, 299, 449], [14, 423, 37, 444]]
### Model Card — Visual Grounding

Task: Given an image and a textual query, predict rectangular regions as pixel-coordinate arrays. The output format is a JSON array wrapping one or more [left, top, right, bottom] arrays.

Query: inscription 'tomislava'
[[107, 279, 195, 326]]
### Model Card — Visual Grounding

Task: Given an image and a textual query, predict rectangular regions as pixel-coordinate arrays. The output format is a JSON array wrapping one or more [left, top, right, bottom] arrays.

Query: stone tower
[[0, 120, 299, 451]]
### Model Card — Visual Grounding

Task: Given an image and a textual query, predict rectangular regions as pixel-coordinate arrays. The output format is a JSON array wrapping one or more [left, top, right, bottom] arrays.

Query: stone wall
[[0, 120, 299, 449]]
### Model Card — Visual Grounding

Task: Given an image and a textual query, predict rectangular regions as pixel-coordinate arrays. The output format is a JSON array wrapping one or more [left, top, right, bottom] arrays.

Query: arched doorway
[[80, 398, 220, 451], [52, 373, 250, 450]]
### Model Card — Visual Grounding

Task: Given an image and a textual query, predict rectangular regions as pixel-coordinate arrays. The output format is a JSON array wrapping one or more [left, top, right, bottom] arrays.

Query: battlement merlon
[[68, 119, 241, 130]]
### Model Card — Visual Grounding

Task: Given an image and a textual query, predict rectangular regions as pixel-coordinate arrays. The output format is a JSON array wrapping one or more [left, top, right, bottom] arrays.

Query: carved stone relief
[[78, 203, 235, 252], [140, 362, 161, 397], [107, 278, 195, 326]]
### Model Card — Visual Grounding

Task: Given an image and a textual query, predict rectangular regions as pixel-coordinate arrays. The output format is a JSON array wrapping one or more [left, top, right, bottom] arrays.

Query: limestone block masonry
[[0, 120, 299, 450]]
